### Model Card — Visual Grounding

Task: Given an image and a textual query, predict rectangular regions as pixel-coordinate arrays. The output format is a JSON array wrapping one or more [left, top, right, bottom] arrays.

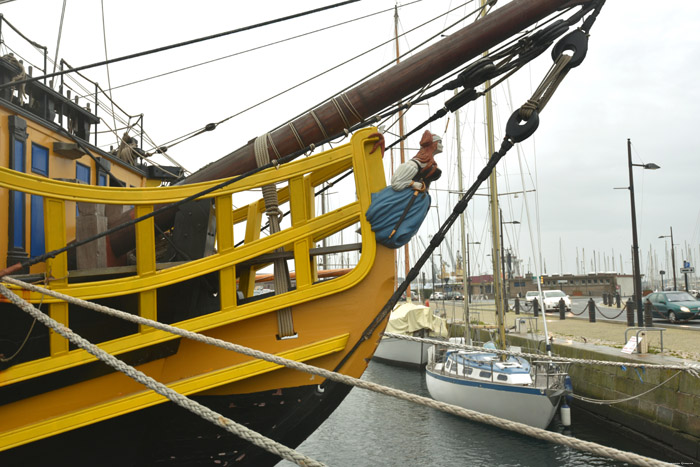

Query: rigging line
[[354, 8, 577, 143], [0, 0, 363, 91], [101, 0, 119, 135], [85, 0, 427, 98], [51, 0, 67, 77], [275, 0, 485, 133], [164, 0, 480, 152], [96, 115, 188, 175]]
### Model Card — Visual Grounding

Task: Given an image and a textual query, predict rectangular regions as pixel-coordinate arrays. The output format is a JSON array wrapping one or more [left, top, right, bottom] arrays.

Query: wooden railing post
[[134, 204, 157, 330], [215, 194, 236, 309], [44, 198, 69, 355]]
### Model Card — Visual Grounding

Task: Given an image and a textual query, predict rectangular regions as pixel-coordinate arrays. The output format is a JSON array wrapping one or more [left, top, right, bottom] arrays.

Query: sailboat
[[0, 0, 603, 464], [424, 0, 575, 430]]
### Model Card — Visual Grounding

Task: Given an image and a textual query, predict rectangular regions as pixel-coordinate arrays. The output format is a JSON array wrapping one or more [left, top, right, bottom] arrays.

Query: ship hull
[[425, 368, 560, 430], [1, 382, 352, 466]]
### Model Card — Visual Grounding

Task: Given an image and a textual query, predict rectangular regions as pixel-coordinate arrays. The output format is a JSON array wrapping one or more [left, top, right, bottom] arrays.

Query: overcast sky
[[3, 0, 699, 287]]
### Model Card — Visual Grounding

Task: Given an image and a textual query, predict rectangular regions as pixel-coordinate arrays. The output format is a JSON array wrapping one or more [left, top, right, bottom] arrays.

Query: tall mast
[[395, 5, 411, 299], [481, 0, 506, 351], [455, 95, 471, 343]]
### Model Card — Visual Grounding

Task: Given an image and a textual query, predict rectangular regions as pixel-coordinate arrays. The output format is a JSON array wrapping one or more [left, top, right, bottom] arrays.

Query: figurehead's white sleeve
[[391, 159, 426, 191]]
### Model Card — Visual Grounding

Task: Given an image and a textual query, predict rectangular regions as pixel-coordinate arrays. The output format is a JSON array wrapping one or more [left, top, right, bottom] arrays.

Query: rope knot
[[519, 99, 539, 119]]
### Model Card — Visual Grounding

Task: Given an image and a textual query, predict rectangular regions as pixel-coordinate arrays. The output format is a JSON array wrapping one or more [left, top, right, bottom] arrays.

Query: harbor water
[[278, 360, 672, 466]]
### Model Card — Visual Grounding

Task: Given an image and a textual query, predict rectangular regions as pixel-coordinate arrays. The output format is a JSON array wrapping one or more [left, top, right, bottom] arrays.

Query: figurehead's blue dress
[[365, 186, 430, 249]]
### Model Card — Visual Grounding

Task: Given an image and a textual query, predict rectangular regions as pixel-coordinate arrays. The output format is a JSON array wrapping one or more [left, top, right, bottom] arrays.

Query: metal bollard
[[616, 293, 621, 308], [626, 299, 635, 327], [533, 298, 539, 318], [588, 298, 596, 323], [515, 297, 520, 315], [644, 300, 653, 328], [603, 293, 608, 306], [558, 298, 566, 320]]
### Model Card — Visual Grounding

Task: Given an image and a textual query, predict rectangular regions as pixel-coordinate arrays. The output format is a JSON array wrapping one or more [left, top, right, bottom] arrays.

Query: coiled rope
[[253, 134, 294, 337], [0, 277, 676, 467]]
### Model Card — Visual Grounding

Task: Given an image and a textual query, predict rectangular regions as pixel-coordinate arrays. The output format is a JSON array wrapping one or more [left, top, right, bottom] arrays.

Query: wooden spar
[[108, 0, 579, 257]]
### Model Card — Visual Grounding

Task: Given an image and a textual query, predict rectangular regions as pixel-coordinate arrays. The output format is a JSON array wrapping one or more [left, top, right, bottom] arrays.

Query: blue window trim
[[30, 143, 49, 257], [11, 139, 26, 249], [75, 162, 91, 216], [31, 143, 49, 176]]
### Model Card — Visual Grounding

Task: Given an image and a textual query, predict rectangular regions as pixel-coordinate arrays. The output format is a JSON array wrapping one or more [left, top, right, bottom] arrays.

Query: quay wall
[[501, 332, 700, 461]]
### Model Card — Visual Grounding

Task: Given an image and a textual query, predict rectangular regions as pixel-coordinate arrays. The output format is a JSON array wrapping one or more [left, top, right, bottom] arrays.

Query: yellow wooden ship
[[0, 1, 602, 464]]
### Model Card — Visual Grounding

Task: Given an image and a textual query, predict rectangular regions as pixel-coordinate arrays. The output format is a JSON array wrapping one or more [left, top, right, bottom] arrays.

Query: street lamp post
[[658, 227, 677, 291], [626, 138, 660, 327]]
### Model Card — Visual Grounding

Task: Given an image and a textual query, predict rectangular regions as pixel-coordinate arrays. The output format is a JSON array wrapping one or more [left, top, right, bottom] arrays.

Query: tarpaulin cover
[[386, 302, 448, 337]]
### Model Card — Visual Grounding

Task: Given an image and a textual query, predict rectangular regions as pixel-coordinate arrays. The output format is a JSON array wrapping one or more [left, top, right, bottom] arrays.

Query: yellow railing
[[0, 128, 386, 385]]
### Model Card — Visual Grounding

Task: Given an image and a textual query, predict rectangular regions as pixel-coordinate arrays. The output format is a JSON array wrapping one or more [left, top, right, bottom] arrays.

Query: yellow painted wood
[[289, 176, 313, 289], [44, 198, 69, 355], [305, 175, 319, 282], [0, 334, 349, 451], [238, 203, 262, 297], [0, 129, 385, 388], [215, 194, 236, 309], [135, 205, 157, 328]]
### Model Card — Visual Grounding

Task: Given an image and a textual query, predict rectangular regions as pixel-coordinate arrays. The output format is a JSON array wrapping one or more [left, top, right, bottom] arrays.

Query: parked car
[[429, 292, 445, 300], [542, 290, 571, 312], [444, 292, 464, 301], [524, 291, 540, 303], [645, 291, 700, 323]]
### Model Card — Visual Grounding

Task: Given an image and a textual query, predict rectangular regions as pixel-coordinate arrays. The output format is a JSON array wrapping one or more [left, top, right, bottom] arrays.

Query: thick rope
[[0, 283, 324, 467], [340, 93, 362, 122], [331, 97, 350, 129], [0, 277, 675, 467], [309, 110, 329, 139], [382, 332, 700, 377], [287, 122, 305, 150], [519, 53, 572, 119], [253, 134, 294, 337]]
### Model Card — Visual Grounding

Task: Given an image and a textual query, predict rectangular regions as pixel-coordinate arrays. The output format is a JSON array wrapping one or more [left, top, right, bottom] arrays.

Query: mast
[[481, 0, 506, 352], [395, 5, 411, 300], [455, 93, 471, 343], [107, 0, 585, 257]]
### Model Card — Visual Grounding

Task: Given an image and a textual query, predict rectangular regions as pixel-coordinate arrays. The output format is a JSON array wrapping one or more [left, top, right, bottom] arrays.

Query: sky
[[2, 0, 700, 288]]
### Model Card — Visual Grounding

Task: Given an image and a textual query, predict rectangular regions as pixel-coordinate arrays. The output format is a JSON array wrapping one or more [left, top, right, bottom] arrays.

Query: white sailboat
[[374, 302, 448, 368], [424, 0, 570, 429]]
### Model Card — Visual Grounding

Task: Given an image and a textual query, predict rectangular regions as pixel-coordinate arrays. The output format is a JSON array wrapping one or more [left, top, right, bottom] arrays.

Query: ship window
[[76, 162, 91, 184], [98, 172, 108, 186], [30, 144, 49, 257], [445, 360, 452, 371], [11, 139, 26, 249], [479, 370, 491, 379], [75, 163, 91, 215], [463, 367, 472, 376], [497, 374, 508, 381]]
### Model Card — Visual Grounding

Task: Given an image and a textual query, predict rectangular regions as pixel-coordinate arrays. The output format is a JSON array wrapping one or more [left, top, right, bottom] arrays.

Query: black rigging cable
[[0, 0, 362, 91], [158, 0, 480, 152], [78, 0, 427, 99]]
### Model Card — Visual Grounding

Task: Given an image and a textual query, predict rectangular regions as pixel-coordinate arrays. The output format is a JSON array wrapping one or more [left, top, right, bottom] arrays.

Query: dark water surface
[[278, 360, 678, 466]]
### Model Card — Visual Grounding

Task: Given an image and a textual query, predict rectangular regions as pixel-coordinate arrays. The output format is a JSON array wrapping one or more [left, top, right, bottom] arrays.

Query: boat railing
[[0, 128, 386, 385], [530, 360, 570, 389]]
